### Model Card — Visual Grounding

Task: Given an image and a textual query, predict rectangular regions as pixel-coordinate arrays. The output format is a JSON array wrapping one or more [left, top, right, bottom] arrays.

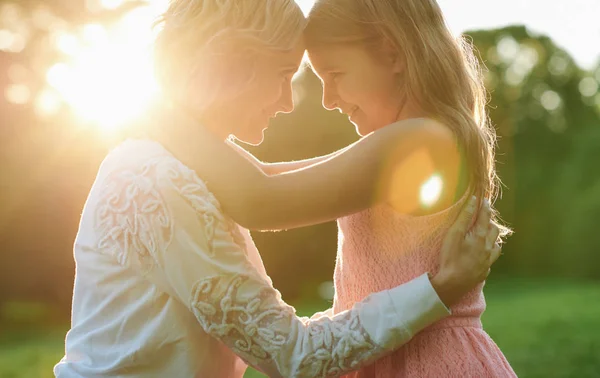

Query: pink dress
[[334, 198, 516, 377]]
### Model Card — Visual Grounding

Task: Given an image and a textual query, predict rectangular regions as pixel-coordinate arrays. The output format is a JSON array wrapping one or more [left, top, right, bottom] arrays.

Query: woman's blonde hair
[[306, 0, 511, 238], [153, 0, 305, 112]]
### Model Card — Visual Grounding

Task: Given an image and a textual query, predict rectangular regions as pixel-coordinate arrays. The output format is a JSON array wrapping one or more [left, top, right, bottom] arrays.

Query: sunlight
[[540, 90, 561, 111], [496, 36, 520, 64], [55, 32, 79, 56], [101, 0, 125, 10], [44, 4, 162, 131], [295, 0, 315, 15], [0, 28, 25, 53], [4, 83, 30, 105], [579, 77, 598, 98], [42, 0, 315, 131], [35, 88, 62, 117], [420, 174, 444, 208]]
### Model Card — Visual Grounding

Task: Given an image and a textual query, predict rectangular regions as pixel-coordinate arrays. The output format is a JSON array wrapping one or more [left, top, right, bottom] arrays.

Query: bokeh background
[[1, 0, 599, 377]]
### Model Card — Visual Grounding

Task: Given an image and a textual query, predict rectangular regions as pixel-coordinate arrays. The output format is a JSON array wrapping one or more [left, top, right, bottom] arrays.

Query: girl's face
[[308, 44, 405, 136]]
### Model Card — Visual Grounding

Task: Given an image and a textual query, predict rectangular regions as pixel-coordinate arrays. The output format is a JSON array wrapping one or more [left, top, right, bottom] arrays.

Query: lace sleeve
[[95, 155, 449, 377], [307, 307, 334, 321]]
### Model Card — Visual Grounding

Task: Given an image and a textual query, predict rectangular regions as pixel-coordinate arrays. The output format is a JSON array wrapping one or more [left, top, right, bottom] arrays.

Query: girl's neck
[[395, 96, 428, 123]]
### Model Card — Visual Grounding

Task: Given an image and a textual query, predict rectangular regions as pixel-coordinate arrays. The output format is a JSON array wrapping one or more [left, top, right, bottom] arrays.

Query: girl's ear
[[381, 39, 404, 74]]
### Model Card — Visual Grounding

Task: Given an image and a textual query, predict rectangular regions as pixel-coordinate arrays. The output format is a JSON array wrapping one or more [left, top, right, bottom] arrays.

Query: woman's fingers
[[486, 222, 500, 250], [488, 242, 502, 265], [450, 196, 478, 238], [473, 199, 491, 241]]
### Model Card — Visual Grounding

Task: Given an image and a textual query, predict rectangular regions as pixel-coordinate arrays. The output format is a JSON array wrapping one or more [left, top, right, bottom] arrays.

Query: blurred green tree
[[0, 1, 598, 310]]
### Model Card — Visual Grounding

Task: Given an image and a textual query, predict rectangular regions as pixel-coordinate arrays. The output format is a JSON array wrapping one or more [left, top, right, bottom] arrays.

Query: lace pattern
[[191, 273, 381, 377], [297, 310, 381, 377], [191, 274, 293, 361], [95, 158, 174, 266], [95, 155, 226, 265]]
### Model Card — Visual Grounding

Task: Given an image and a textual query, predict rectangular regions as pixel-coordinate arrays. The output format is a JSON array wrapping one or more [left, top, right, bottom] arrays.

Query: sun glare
[[45, 3, 166, 131], [296, 0, 315, 15], [42, 0, 314, 131], [101, 0, 125, 10]]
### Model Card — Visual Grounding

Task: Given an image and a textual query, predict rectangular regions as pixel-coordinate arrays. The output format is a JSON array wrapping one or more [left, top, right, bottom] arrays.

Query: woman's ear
[[186, 47, 256, 107]]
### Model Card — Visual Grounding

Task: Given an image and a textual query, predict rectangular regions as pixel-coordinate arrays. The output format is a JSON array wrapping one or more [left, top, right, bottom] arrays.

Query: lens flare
[[420, 174, 444, 208]]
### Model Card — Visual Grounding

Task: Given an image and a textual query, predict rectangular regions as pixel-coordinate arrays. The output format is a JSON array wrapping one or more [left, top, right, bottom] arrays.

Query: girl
[[302, 0, 516, 376]]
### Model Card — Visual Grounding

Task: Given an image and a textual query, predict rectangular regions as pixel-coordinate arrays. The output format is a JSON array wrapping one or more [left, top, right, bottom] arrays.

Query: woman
[[54, 0, 501, 377]]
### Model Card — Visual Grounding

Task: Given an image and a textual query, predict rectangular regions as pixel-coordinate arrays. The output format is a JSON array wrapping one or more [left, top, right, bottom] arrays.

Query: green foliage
[[464, 26, 600, 278]]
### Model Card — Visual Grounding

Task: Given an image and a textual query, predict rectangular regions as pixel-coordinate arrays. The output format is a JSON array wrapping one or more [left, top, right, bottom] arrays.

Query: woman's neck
[[170, 103, 231, 141], [143, 104, 227, 159], [195, 106, 236, 141]]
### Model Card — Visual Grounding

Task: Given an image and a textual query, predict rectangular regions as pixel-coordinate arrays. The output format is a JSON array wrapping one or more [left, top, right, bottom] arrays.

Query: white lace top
[[54, 139, 450, 378]]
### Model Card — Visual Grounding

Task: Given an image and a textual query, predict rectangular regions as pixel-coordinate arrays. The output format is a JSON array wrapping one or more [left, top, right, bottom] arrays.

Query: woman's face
[[205, 39, 305, 145], [308, 44, 404, 136]]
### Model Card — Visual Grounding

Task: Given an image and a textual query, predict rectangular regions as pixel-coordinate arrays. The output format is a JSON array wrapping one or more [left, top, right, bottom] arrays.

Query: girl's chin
[[354, 118, 389, 136], [353, 122, 372, 137], [349, 113, 372, 136], [232, 126, 267, 146]]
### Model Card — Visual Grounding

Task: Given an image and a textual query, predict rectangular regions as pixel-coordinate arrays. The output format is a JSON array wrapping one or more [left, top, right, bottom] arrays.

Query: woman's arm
[[226, 139, 356, 176], [155, 109, 462, 231], [141, 167, 451, 377]]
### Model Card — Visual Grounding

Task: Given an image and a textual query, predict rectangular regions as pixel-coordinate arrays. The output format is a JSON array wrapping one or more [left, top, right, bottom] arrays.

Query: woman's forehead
[[268, 39, 306, 70]]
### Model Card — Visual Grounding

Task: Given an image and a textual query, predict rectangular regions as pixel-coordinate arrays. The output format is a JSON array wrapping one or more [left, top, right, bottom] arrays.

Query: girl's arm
[[226, 139, 357, 176], [156, 109, 462, 231]]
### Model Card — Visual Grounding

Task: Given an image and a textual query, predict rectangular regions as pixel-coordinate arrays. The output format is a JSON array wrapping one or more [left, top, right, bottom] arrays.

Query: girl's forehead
[[308, 45, 354, 68]]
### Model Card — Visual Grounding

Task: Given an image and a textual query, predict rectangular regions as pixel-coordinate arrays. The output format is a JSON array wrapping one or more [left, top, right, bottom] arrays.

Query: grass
[[0, 328, 66, 378], [477, 278, 600, 378], [1, 277, 599, 378]]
